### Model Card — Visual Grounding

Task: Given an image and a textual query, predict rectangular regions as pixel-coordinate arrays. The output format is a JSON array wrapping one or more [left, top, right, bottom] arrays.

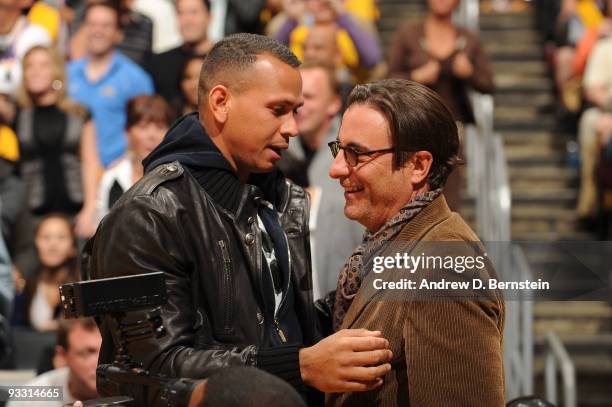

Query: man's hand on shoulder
[[299, 329, 392, 393]]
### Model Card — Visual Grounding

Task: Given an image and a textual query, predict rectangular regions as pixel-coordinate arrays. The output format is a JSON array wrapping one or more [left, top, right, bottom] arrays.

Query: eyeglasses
[[328, 140, 394, 167]]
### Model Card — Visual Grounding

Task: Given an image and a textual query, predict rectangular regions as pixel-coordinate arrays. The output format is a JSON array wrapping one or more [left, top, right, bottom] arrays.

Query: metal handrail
[[512, 245, 534, 395], [455, 0, 480, 32], [545, 331, 577, 407], [456, 0, 541, 401]]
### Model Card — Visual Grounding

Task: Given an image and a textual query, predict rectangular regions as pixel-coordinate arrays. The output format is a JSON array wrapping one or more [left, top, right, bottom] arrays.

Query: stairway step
[[378, 3, 426, 17], [492, 60, 549, 75], [511, 220, 581, 235], [511, 179, 576, 190], [534, 333, 612, 352], [480, 11, 535, 30], [495, 116, 557, 131], [480, 29, 542, 44], [534, 302, 612, 318], [495, 73, 551, 88], [512, 187, 575, 201], [463, 205, 579, 221], [512, 230, 596, 241], [378, 16, 424, 34], [505, 144, 564, 160], [502, 132, 573, 146], [495, 105, 553, 122], [484, 42, 542, 56], [495, 77, 553, 93], [533, 353, 612, 375], [509, 166, 577, 181]]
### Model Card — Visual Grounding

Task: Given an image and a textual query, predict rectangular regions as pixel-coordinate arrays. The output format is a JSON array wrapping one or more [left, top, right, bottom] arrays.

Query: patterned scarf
[[333, 189, 442, 331]]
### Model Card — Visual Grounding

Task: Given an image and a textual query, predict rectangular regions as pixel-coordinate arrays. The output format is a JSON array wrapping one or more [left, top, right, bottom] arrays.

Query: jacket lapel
[[340, 195, 454, 329]]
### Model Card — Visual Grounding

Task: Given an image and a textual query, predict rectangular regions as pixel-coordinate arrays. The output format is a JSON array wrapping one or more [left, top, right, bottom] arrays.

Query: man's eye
[[273, 107, 286, 116]]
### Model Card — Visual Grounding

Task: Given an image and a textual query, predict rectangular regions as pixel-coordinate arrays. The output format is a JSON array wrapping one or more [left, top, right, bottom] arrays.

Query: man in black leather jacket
[[82, 34, 392, 406]]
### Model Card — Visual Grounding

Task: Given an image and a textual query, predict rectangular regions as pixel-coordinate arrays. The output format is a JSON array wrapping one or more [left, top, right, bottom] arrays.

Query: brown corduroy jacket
[[326, 195, 505, 407]]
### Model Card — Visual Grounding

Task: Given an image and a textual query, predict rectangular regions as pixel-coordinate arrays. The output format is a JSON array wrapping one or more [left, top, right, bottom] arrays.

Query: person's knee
[[579, 108, 603, 148]]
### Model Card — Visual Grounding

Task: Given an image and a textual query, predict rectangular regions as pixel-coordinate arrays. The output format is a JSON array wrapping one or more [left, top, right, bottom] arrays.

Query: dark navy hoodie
[[142, 113, 303, 347]]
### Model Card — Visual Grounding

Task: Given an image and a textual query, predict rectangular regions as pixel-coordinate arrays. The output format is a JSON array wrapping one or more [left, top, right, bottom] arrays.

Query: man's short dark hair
[[57, 318, 98, 350], [346, 79, 460, 189], [198, 33, 301, 102], [176, 0, 210, 11], [84, 0, 121, 28], [200, 367, 305, 407], [299, 60, 340, 96]]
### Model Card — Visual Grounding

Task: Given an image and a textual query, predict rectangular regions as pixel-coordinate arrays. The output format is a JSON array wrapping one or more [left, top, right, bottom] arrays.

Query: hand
[[0, 94, 16, 124], [411, 60, 441, 85], [452, 52, 474, 79], [74, 205, 97, 239], [598, 20, 612, 37], [12, 267, 25, 293], [188, 380, 208, 407], [596, 114, 612, 147], [299, 329, 393, 393], [283, 0, 306, 21]]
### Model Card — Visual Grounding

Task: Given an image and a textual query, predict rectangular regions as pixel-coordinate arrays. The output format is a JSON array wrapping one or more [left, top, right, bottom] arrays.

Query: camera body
[[59, 272, 195, 407]]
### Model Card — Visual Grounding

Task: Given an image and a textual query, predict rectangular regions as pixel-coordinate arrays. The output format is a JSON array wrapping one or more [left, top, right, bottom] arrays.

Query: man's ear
[[327, 94, 342, 117], [53, 346, 67, 369], [207, 85, 231, 124], [410, 151, 433, 185], [114, 29, 125, 45]]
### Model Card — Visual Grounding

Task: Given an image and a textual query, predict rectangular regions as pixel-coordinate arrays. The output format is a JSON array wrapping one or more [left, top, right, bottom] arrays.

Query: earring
[[52, 80, 63, 91]]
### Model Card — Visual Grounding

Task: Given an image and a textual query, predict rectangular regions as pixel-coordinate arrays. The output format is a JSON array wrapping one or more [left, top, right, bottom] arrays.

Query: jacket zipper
[[273, 216, 292, 319], [274, 318, 287, 343], [272, 211, 292, 344], [218, 240, 233, 332]]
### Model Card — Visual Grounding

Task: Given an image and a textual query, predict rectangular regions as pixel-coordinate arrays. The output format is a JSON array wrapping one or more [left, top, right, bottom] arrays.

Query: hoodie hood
[[142, 112, 288, 211], [143, 112, 234, 174]]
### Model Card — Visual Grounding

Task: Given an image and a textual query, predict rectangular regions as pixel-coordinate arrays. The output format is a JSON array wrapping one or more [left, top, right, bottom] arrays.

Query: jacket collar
[[143, 113, 289, 214], [340, 195, 453, 329]]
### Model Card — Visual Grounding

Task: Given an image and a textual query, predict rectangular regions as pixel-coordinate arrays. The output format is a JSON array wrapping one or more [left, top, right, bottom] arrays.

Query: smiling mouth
[[344, 187, 364, 193]]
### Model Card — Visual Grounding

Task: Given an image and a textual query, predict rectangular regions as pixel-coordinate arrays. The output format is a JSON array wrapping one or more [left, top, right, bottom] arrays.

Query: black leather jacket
[[83, 157, 318, 405]]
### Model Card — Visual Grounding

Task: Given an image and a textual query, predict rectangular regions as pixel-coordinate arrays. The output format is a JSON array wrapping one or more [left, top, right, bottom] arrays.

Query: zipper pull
[[274, 318, 287, 343]]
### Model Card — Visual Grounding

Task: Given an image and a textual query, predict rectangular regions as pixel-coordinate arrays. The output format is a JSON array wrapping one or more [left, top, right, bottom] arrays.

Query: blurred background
[[0, 0, 611, 406]]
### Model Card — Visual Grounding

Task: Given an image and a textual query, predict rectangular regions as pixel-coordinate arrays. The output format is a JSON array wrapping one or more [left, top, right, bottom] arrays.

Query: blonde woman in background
[[16, 46, 101, 240]]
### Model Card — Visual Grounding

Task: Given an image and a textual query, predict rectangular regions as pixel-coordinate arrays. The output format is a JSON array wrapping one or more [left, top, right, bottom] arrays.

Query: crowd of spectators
[[0, 0, 498, 405], [536, 0, 612, 237]]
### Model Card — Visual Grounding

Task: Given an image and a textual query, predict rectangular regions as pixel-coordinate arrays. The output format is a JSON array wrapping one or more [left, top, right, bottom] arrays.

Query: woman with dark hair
[[95, 94, 171, 222], [387, 0, 494, 210], [16, 214, 80, 331], [387, 0, 494, 124], [180, 56, 205, 115], [16, 45, 100, 239]]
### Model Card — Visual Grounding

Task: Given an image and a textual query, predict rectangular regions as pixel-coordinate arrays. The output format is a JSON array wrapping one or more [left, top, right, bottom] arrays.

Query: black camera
[[60, 272, 197, 407]]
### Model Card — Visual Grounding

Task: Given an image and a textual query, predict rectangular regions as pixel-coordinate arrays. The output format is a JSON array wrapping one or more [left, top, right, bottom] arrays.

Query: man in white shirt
[[577, 36, 612, 219], [6, 318, 101, 406]]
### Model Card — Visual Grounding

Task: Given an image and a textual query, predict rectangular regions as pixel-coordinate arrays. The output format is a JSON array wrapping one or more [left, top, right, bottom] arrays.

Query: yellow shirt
[[28, 2, 61, 41], [345, 0, 379, 22], [290, 25, 359, 68], [576, 0, 604, 30], [0, 125, 19, 162]]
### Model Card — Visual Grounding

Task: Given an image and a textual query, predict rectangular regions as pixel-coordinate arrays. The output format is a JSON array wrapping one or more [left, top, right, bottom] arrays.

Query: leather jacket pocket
[[216, 240, 235, 338]]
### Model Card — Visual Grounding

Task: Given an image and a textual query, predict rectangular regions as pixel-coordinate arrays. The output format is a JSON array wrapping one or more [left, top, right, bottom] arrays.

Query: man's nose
[[280, 114, 299, 138], [329, 150, 349, 179]]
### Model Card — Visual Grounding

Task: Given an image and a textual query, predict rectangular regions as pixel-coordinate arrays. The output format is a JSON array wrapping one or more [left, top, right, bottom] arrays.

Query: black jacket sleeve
[[84, 191, 303, 405]]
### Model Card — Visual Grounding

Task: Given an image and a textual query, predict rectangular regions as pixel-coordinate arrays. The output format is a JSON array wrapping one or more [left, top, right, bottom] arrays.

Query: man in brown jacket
[[324, 79, 505, 406]]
